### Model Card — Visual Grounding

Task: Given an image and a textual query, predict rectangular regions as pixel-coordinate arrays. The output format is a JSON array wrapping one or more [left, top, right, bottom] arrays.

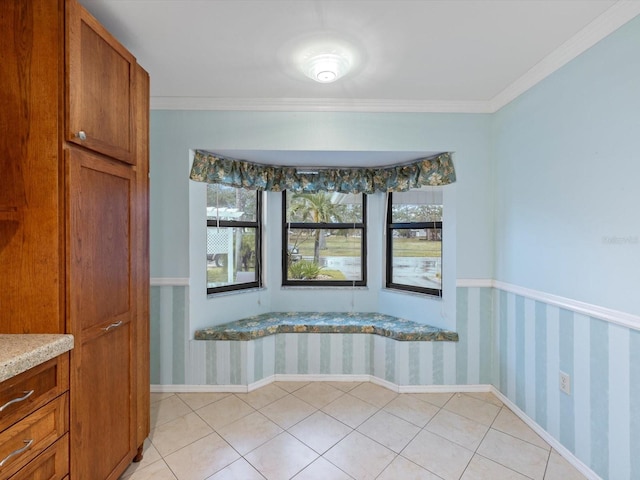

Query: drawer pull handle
[[0, 390, 34, 412], [75, 130, 87, 141], [0, 439, 34, 467], [103, 320, 123, 331]]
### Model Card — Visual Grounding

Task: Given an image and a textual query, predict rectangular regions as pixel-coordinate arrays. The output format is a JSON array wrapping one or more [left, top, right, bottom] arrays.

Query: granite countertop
[[0, 334, 74, 383]]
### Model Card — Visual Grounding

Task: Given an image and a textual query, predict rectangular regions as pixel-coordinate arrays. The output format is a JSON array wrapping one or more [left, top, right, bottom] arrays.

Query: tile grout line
[[135, 386, 574, 480]]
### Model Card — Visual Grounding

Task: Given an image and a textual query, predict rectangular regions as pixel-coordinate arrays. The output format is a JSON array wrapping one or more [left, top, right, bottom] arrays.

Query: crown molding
[[489, 0, 640, 112], [151, 2, 640, 114], [150, 96, 492, 113]]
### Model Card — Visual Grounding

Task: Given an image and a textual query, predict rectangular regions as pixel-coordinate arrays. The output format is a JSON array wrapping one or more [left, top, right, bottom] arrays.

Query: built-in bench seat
[[195, 312, 458, 342]]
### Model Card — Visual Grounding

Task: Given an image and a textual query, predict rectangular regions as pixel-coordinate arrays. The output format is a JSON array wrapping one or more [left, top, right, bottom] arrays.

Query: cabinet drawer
[[0, 356, 69, 434], [8, 434, 68, 480], [0, 395, 68, 480]]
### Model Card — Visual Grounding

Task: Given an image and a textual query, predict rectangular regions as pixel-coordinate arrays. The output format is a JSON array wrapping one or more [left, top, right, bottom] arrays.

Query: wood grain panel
[[0, 355, 69, 434], [8, 435, 68, 480], [133, 64, 151, 457], [66, 0, 135, 164], [0, 395, 67, 479], [66, 147, 136, 479], [0, 0, 64, 334], [67, 148, 133, 334], [71, 327, 134, 480], [2, 1, 150, 477]]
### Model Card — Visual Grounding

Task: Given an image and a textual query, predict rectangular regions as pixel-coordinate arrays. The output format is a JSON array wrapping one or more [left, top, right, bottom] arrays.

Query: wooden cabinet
[[0, 1, 149, 479], [8, 437, 69, 480], [133, 64, 151, 455], [66, 0, 137, 165], [0, 0, 59, 228], [0, 0, 64, 334], [66, 148, 138, 479], [0, 357, 69, 435], [0, 354, 69, 480]]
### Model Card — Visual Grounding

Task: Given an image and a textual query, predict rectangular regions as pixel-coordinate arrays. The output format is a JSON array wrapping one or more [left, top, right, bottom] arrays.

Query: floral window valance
[[189, 150, 456, 194]]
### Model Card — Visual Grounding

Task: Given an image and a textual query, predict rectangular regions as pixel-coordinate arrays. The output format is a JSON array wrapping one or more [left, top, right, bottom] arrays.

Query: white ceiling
[[79, 0, 640, 114]]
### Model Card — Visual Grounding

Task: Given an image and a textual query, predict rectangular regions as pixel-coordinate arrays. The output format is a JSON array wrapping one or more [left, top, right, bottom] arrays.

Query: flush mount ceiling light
[[285, 35, 361, 84], [303, 52, 352, 83]]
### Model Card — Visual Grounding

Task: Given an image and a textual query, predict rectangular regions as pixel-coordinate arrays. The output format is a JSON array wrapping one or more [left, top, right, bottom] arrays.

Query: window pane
[[390, 228, 441, 289], [391, 189, 442, 222], [285, 191, 362, 223], [207, 184, 257, 222], [207, 227, 257, 288], [286, 228, 363, 281]]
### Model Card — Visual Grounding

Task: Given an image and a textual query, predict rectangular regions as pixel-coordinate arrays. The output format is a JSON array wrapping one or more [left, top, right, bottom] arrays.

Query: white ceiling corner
[[489, 0, 640, 112], [79, 0, 640, 114]]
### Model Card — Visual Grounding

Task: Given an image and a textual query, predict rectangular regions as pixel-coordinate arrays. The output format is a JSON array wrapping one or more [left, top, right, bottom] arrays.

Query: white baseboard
[[248, 375, 276, 392], [152, 378, 598, 479], [151, 383, 247, 393], [399, 383, 492, 394], [151, 377, 485, 394], [273, 374, 372, 384], [490, 387, 600, 480]]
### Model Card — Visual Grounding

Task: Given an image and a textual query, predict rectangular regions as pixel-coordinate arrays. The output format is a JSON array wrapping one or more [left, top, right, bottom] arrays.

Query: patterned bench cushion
[[195, 312, 458, 342]]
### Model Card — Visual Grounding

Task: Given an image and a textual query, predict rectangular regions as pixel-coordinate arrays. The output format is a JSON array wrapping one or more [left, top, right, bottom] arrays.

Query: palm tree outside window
[[282, 191, 366, 286]]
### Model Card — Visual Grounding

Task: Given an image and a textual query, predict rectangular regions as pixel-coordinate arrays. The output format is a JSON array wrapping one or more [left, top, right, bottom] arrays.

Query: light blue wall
[[150, 110, 493, 332], [492, 16, 640, 315], [491, 15, 640, 480], [150, 111, 493, 280], [148, 14, 640, 480], [495, 288, 640, 480]]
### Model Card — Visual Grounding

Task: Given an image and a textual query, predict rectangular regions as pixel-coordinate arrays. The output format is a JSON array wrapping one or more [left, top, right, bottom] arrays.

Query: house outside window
[[282, 191, 366, 286], [386, 188, 442, 296], [207, 184, 261, 294]]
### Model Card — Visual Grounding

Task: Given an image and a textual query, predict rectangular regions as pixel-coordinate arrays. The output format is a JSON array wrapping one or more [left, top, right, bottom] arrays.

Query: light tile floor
[[120, 382, 587, 480]]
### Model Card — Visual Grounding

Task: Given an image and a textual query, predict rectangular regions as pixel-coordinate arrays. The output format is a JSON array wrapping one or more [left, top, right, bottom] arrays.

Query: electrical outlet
[[559, 371, 571, 395]]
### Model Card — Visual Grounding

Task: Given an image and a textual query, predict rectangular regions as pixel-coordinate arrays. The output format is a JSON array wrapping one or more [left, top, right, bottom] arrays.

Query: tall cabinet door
[[66, 0, 136, 165], [133, 63, 151, 456], [67, 147, 136, 480]]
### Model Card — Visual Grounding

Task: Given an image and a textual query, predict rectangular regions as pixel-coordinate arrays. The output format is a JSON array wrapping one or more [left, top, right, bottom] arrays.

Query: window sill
[[207, 286, 266, 299], [280, 285, 369, 291], [382, 287, 443, 300]]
